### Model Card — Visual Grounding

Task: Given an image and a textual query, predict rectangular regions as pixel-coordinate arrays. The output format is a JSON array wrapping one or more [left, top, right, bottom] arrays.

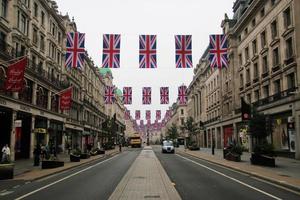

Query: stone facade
[[0, 0, 128, 161], [188, 0, 300, 159]]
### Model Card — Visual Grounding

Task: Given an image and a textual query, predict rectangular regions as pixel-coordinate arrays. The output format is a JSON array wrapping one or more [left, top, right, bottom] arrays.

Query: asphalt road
[[153, 146, 300, 200], [0, 148, 141, 200]]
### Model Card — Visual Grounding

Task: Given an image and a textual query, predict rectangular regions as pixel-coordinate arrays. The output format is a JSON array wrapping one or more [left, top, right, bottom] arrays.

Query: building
[[188, 0, 300, 159], [0, 0, 128, 161]]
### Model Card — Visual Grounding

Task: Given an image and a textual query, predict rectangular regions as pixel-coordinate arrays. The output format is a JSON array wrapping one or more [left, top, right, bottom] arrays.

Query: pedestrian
[[33, 144, 41, 166], [119, 143, 122, 152], [1, 144, 10, 163]]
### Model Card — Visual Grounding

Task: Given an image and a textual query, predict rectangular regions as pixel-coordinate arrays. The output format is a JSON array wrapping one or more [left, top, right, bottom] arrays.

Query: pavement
[[12, 148, 120, 181], [109, 146, 181, 200], [176, 146, 300, 192]]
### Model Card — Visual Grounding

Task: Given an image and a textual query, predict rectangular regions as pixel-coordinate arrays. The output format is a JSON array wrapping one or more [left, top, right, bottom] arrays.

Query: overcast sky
[[55, 0, 234, 122]]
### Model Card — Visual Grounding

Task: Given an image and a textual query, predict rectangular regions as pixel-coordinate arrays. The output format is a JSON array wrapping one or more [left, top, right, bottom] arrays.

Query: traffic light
[[241, 97, 251, 121]]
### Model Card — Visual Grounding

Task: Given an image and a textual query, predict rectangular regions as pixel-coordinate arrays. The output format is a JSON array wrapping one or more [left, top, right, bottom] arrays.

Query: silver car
[[162, 140, 175, 153]]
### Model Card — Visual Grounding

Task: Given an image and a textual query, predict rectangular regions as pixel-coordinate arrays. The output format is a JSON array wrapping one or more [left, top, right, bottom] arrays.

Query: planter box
[[0, 163, 14, 180], [250, 153, 275, 167], [70, 154, 80, 162], [90, 149, 105, 156], [41, 160, 64, 169], [225, 152, 241, 162], [80, 153, 90, 159]]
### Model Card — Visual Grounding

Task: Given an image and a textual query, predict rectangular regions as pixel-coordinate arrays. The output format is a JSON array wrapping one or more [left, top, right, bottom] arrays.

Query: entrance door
[[0, 107, 12, 152], [15, 112, 31, 159], [223, 126, 233, 147]]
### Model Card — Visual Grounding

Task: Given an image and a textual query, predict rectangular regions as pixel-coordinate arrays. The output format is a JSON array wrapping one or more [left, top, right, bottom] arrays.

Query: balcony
[[262, 71, 269, 79], [284, 56, 295, 66], [272, 65, 281, 73], [252, 87, 297, 107], [0, 39, 16, 60]]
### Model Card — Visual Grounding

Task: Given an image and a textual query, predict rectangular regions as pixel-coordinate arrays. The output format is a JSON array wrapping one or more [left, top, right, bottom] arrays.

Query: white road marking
[[176, 154, 282, 200], [13, 185, 20, 189], [15, 155, 119, 200], [0, 190, 14, 196]]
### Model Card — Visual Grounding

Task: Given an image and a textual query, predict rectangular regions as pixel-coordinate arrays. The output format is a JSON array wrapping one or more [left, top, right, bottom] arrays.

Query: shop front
[[48, 120, 63, 153], [223, 125, 234, 147], [0, 106, 12, 152], [34, 116, 48, 147]]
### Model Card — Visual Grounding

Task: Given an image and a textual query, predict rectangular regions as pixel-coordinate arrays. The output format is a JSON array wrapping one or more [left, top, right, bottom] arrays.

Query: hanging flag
[[59, 87, 72, 110], [241, 97, 251, 121], [142, 87, 151, 104], [102, 34, 121, 68], [4, 57, 27, 92], [104, 86, 115, 104], [175, 35, 193, 68], [209, 34, 228, 69], [178, 85, 188, 105], [165, 110, 172, 119], [146, 110, 151, 120], [135, 110, 141, 120], [123, 87, 132, 104], [125, 110, 130, 120], [140, 119, 144, 127], [139, 35, 157, 68], [160, 87, 169, 104], [65, 32, 85, 70], [156, 110, 161, 120]]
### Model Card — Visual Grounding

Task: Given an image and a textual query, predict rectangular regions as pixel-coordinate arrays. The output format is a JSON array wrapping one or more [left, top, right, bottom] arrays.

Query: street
[[153, 146, 300, 200], [0, 149, 140, 200]]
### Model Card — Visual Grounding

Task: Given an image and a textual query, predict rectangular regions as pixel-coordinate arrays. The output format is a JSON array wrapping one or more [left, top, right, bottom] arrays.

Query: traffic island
[[0, 163, 14, 180]]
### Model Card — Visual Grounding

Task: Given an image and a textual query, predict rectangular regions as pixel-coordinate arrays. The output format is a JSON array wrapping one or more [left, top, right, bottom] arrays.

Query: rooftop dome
[[115, 88, 123, 97], [99, 68, 112, 76]]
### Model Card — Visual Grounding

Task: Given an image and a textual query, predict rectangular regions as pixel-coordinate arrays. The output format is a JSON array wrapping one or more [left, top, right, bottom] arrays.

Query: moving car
[[162, 140, 175, 153]]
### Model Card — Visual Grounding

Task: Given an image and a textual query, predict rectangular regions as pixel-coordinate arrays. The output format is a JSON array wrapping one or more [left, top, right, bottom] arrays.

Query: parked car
[[162, 140, 175, 153]]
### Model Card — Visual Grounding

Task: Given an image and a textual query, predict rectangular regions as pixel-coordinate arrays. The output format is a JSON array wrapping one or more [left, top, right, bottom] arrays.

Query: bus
[[130, 133, 142, 148]]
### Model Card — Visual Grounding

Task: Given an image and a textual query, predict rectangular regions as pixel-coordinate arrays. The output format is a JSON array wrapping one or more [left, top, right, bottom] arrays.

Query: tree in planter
[[249, 110, 275, 166], [181, 117, 198, 148], [102, 114, 118, 149]]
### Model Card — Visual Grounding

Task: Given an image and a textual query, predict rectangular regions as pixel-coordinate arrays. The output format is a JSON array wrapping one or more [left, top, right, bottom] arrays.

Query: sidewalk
[[13, 148, 120, 181], [109, 146, 181, 200], [176, 146, 300, 192]]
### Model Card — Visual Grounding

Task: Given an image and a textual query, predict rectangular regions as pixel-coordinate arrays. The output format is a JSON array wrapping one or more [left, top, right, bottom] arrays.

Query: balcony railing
[[252, 87, 297, 107]]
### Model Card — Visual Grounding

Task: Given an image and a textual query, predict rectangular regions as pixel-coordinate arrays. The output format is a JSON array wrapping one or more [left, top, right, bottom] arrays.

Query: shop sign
[[0, 98, 7, 105], [15, 120, 22, 127], [20, 105, 31, 112], [34, 128, 47, 134]]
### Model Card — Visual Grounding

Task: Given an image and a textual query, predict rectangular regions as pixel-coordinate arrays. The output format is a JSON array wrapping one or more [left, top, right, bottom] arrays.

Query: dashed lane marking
[[0, 190, 14, 196]]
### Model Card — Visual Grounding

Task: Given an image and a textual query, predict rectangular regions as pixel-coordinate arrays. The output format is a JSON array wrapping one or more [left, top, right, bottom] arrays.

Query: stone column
[[47, 91, 51, 110], [10, 110, 17, 161], [32, 82, 37, 105], [30, 115, 35, 159], [220, 126, 224, 148]]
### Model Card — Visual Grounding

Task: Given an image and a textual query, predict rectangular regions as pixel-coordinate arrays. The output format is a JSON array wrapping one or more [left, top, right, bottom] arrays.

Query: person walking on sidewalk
[[1, 144, 10, 163]]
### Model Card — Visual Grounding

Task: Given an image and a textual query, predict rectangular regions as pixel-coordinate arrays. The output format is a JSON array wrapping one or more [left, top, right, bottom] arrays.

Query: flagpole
[[0, 55, 28, 65], [52, 86, 73, 96]]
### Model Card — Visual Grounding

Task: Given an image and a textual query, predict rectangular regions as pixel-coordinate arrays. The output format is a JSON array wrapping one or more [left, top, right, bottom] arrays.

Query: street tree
[[181, 117, 198, 145], [167, 123, 178, 141]]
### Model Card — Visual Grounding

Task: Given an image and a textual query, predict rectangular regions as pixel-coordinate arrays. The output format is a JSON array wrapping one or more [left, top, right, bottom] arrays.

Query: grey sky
[[55, 0, 234, 122]]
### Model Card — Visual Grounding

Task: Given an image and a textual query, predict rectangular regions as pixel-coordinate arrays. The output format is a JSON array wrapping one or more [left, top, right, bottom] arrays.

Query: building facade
[[188, 0, 300, 159], [0, 0, 128, 161]]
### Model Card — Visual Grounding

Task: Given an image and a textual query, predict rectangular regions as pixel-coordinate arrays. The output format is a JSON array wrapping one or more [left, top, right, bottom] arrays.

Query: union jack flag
[[156, 110, 161, 120], [209, 34, 228, 68], [125, 110, 130, 120], [139, 35, 157, 68], [178, 85, 187, 105], [146, 110, 151, 120], [123, 87, 132, 104], [160, 87, 169, 104], [102, 34, 121, 68], [140, 119, 144, 127], [165, 110, 172, 119], [104, 86, 115, 104], [135, 110, 141, 120], [142, 87, 151, 104], [65, 32, 85, 70], [175, 35, 193, 68]]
